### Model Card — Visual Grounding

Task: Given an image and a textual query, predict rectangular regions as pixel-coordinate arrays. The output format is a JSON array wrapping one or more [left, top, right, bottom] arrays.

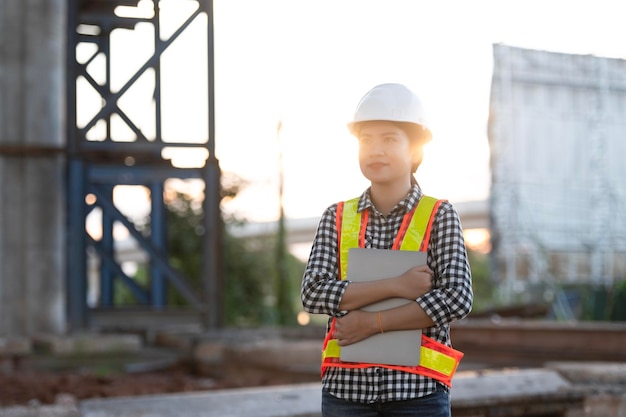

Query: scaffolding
[[67, 0, 223, 329]]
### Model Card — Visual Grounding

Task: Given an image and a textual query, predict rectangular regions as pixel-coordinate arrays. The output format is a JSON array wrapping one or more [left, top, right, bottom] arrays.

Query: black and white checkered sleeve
[[300, 204, 350, 316], [416, 201, 473, 326]]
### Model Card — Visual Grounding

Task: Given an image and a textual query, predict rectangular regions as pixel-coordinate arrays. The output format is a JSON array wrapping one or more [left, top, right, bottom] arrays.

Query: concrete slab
[[0, 405, 80, 417], [80, 368, 582, 417], [545, 361, 626, 384], [452, 368, 573, 406], [33, 334, 142, 355], [0, 337, 32, 356], [0, 337, 32, 372], [546, 361, 626, 417], [81, 383, 322, 417]]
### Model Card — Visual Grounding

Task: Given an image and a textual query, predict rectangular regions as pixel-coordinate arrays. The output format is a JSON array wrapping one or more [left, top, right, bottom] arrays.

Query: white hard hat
[[347, 83, 432, 142]]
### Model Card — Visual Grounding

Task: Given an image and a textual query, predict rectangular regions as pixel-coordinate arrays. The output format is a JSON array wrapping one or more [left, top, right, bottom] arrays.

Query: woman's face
[[357, 121, 417, 186]]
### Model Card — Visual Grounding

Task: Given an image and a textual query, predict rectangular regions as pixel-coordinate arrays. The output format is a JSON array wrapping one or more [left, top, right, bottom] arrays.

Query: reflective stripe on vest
[[321, 195, 464, 387]]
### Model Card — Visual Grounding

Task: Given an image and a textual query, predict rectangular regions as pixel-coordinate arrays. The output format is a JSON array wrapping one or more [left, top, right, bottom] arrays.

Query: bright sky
[[210, 0, 626, 222], [104, 0, 626, 224]]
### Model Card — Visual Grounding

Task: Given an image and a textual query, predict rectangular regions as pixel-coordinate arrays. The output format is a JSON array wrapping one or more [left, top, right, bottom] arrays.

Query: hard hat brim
[[347, 120, 432, 144]]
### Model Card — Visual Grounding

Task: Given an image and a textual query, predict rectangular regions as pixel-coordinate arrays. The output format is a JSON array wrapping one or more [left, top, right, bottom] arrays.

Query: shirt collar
[[357, 184, 424, 215]]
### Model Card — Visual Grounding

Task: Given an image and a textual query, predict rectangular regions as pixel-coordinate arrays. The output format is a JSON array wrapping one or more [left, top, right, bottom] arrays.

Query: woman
[[301, 83, 473, 416]]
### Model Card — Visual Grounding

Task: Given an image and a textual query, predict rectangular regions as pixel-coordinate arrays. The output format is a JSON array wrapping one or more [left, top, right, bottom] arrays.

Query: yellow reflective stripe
[[322, 339, 341, 360], [323, 342, 457, 377], [419, 346, 456, 377], [339, 198, 360, 280], [400, 196, 438, 251]]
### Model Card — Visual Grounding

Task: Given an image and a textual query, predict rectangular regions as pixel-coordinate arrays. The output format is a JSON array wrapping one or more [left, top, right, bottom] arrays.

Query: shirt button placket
[[375, 367, 384, 401]]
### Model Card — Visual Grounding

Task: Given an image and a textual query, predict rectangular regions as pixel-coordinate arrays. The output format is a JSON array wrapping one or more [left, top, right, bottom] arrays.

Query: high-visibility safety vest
[[321, 195, 464, 388]]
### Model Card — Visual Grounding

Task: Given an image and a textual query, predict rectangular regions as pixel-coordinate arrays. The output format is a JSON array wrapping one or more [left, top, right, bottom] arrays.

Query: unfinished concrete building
[[489, 45, 626, 305]]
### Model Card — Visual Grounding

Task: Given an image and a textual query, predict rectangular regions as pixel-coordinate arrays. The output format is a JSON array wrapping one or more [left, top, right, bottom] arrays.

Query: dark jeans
[[321, 386, 450, 417]]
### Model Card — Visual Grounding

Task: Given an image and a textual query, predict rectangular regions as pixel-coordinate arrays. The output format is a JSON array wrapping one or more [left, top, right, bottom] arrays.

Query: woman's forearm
[[378, 301, 435, 332], [338, 280, 400, 311]]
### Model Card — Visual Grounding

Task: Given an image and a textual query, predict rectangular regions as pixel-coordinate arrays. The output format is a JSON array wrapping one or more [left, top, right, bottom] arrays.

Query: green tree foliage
[[609, 279, 626, 321], [577, 279, 626, 321], [163, 176, 304, 326], [466, 249, 495, 313]]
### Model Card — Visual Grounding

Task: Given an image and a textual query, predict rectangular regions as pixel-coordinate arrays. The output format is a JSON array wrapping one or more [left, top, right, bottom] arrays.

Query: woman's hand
[[393, 265, 434, 299], [334, 310, 378, 346]]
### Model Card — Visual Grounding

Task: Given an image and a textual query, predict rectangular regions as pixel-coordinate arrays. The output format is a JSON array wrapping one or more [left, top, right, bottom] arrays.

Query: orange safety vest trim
[[321, 195, 464, 388]]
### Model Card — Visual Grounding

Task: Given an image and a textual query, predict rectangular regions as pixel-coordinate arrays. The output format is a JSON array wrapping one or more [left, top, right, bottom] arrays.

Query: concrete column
[[0, 1, 67, 335]]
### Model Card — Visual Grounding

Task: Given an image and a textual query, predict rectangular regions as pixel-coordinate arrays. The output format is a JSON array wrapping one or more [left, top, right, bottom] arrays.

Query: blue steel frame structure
[[66, 0, 223, 330]]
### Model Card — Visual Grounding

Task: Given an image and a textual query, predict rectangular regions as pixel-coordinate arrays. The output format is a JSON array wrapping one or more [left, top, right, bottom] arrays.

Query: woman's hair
[[395, 122, 431, 145], [392, 122, 426, 174]]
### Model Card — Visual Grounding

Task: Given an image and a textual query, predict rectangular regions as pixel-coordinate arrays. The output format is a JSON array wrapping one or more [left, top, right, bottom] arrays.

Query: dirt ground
[[0, 370, 203, 406], [0, 352, 320, 408], [0, 360, 266, 407], [0, 333, 323, 408]]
